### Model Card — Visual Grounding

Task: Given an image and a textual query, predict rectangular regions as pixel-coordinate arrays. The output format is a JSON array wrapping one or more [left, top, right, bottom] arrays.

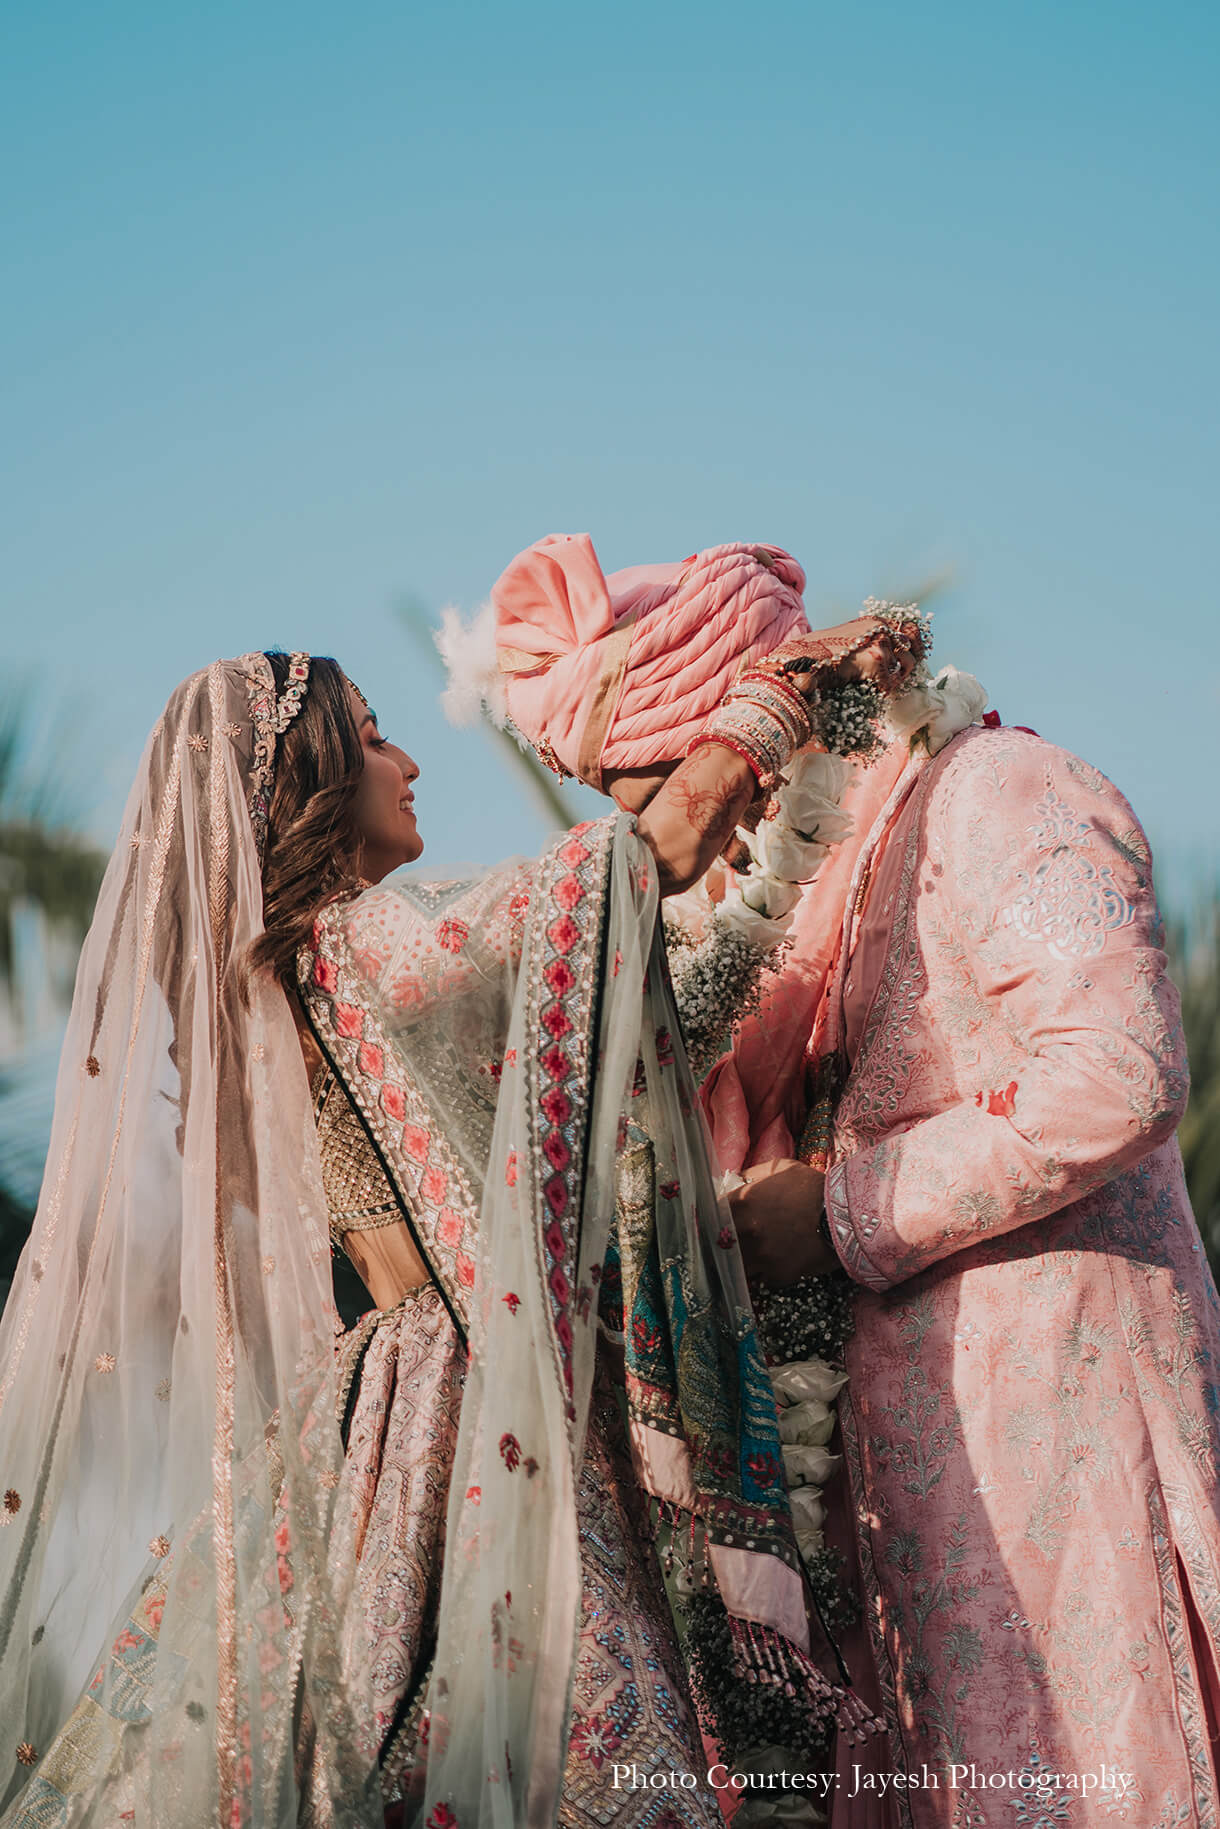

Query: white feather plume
[[436, 601, 509, 729]]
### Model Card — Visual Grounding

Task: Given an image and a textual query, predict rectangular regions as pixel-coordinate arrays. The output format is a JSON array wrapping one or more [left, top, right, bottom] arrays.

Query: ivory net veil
[[0, 658, 380, 1825]]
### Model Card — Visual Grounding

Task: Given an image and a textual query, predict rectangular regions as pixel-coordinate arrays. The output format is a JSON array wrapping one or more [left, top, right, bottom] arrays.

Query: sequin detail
[[312, 1068, 405, 1247]]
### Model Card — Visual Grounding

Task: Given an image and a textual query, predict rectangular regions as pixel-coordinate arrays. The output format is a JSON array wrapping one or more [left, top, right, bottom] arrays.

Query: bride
[[0, 535, 919, 1827]]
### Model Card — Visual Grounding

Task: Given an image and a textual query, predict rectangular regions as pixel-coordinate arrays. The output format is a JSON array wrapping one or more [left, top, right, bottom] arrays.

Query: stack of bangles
[[686, 666, 817, 788]]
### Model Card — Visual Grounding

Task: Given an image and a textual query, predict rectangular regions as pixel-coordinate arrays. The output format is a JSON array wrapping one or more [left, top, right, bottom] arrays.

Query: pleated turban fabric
[[491, 533, 810, 786]]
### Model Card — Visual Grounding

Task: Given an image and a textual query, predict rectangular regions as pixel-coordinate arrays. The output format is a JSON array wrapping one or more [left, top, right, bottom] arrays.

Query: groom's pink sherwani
[[823, 725, 1220, 1828]]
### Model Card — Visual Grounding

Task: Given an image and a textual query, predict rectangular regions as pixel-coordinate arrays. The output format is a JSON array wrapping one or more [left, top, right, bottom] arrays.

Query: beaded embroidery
[[312, 1066, 408, 1249]]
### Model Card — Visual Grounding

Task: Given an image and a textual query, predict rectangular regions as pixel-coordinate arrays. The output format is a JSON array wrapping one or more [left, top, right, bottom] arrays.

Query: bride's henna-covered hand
[[729, 1159, 836, 1287], [636, 745, 758, 895]]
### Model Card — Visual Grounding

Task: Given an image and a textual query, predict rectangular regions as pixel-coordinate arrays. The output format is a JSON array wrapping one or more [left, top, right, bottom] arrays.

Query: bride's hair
[[246, 651, 365, 988]]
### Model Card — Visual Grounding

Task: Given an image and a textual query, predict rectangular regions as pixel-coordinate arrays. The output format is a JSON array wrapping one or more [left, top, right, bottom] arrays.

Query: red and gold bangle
[[730, 668, 815, 737], [686, 698, 797, 787]]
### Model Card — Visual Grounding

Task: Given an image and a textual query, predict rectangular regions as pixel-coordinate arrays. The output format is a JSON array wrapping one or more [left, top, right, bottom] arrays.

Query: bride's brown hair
[[246, 652, 366, 989]]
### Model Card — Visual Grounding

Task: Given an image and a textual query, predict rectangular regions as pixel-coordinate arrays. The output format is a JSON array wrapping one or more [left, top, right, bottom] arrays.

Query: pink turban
[[492, 534, 810, 786]]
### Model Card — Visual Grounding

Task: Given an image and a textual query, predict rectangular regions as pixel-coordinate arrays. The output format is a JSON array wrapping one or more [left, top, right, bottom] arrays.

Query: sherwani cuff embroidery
[[825, 1158, 890, 1291]]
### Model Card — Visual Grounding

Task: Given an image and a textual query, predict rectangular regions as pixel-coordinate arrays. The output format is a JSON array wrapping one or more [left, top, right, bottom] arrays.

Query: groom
[[731, 719, 1220, 1826]]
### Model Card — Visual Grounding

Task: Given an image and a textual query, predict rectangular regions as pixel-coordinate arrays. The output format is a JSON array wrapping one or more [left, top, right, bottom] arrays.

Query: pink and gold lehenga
[[311, 1050, 716, 1823]]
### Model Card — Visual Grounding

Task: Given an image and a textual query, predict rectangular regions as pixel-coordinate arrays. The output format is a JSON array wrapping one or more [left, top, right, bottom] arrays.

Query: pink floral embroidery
[[502, 1291, 521, 1315], [312, 955, 338, 994], [334, 1001, 364, 1040], [746, 1450, 781, 1489], [436, 919, 469, 954], [499, 1433, 522, 1472], [380, 1082, 405, 1121], [542, 1005, 573, 1039], [547, 914, 580, 954], [456, 1251, 475, 1288], [437, 1208, 463, 1247], [427, 1806, 458, 1829], [544, 959, 575, 997], [632, 1316, 661, 1357], [540, 1087, 572, 1126], [717, 1226, 735, 1249], [554, 873, 585, 912], [357, 1041, 384, 1078], [465, 1485, 481, 1506], [421, 1165, 448, 1204], [402, 1123, 429, 1163], [505, 1150, 519, 1188], [505, 1048, 517, 1066], [986, 1081, 1019, 1117], [543, 1132, 571, 1171]]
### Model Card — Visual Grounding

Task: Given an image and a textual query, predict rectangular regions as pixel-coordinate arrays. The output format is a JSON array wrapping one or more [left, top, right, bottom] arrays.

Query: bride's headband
[[272, 653, 312, 734], [242, 651, 313, 864]]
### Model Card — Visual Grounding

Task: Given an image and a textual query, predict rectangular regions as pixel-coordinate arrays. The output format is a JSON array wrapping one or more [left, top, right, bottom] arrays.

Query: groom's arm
[[827, 730, 1190, 1291]]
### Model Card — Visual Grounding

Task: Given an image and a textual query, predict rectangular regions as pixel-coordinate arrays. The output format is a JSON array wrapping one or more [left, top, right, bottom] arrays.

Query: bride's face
[[345, 683, 423, 878]]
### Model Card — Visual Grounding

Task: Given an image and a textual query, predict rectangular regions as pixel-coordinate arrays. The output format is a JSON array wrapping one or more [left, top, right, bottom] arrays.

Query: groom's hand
[[729, 1159, 835, 1288]]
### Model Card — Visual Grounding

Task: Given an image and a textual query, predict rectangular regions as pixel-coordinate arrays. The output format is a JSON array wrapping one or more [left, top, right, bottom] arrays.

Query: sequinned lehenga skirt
[[336, 1284, 721, 1826]]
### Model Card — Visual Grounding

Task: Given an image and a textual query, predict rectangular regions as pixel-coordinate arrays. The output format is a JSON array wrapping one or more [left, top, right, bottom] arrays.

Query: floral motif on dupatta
[[520, 825, 618, 1414]]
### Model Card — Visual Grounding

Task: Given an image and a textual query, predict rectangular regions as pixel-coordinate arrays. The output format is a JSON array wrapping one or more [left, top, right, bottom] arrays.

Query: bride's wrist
[[686, 680, 813, 789]]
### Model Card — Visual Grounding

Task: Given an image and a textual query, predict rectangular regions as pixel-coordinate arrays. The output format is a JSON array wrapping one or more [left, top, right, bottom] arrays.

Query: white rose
[[716, 883, 793, 950], [886, 681, 939, 742], [770, 1357, 849, 1407], [782, 1442, 840, 1487], [777, 753, 856, 845], [662, 883, 714, 942], [924, 666, 988, 755], [787, 1483, 825, 1538], [777, 1398, 837, 1446], [795, 1524, 826, 1565], [783, 749, 854, 802], [740, 871, 803, 919], [739, 820, 829, 883]]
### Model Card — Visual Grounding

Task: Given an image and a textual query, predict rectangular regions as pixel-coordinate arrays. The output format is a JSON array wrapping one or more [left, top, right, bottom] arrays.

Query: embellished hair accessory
[[239, 651, 313, 866], [272, 654, 312, 735]]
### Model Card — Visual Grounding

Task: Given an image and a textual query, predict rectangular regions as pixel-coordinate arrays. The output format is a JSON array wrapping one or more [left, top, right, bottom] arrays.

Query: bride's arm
[[636, 746, 757, 896]]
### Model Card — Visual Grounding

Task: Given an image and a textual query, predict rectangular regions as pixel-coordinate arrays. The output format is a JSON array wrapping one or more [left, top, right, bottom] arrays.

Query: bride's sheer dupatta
[[302, 812, 874, 1829], [0, 659, 380, 1826]]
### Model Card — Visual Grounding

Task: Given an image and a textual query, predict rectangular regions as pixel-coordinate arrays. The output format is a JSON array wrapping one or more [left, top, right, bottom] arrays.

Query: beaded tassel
[[726, 1615, 884, 1743]]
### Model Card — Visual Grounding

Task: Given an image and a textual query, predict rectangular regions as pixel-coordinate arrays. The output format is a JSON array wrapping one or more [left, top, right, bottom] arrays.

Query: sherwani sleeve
[[825, 735, 1190, 1290]]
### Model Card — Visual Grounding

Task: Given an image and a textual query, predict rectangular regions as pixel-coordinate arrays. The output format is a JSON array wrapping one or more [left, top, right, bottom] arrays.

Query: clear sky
[[4, 1, 1217, 897]]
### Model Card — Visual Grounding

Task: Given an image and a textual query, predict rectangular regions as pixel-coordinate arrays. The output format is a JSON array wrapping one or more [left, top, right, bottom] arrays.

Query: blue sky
[[4, 1, 1217, 896]]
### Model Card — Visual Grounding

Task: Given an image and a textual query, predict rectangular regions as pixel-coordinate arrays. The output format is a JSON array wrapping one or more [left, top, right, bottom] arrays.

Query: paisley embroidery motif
[[1003, 787, 1135, 961]]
